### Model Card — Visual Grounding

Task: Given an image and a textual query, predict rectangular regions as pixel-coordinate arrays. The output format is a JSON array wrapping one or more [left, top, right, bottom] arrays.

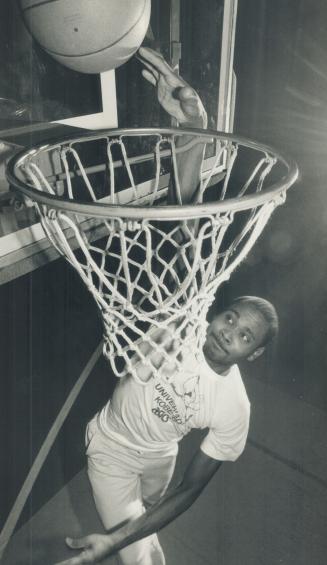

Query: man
[[56, 48, 279, 565]]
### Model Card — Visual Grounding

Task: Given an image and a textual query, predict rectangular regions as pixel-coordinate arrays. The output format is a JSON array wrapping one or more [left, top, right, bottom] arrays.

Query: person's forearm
[[171, 136, 207, 204], [169, 113, 208, 205], [109, 483, 201, 553]]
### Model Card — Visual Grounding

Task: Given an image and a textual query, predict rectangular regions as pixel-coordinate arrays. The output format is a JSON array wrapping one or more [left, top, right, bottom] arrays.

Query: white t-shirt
[[99, 348, 250, 462]]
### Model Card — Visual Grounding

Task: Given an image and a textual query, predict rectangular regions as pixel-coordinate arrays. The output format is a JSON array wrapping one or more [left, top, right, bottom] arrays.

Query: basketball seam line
[[22, 0, 148, 60], [22, 0, 69, 10]]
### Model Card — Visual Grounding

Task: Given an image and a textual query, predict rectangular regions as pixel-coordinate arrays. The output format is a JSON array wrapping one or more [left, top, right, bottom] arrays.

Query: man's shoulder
[[207, 364, 250, 426]]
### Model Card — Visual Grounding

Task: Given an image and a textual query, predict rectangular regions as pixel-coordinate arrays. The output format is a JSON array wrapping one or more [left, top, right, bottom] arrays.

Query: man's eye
[[241, 333, 250, 343]]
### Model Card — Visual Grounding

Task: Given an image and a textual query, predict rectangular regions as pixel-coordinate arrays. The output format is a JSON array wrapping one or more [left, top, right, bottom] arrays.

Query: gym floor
[[1, 1, 327, 564]]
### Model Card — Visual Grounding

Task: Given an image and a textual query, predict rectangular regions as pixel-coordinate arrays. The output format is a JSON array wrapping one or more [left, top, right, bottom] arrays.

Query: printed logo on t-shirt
[[151, 374, 202, 434]]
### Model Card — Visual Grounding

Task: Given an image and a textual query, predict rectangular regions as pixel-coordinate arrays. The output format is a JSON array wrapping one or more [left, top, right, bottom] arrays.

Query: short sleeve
[[200, 403, 250, 462]]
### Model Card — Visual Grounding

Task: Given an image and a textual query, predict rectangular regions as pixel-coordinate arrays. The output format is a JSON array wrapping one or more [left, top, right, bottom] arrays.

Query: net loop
[[48, 208, 57, 221], [274, 189, 287, 206]]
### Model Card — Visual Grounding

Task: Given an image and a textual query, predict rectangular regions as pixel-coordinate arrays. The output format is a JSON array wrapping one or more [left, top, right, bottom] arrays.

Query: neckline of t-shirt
[[197, 349, 237, 379]]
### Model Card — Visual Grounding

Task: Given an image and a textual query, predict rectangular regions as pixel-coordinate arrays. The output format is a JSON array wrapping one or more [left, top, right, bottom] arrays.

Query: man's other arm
[[55, 449, 222, 564]]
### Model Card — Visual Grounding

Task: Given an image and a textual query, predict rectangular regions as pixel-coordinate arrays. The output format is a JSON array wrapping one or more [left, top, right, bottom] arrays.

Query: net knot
[[213, 213, 233, 227], [121, 220, 142, 231], [47, 208, 58, 220], [273, 190, 287, 206]]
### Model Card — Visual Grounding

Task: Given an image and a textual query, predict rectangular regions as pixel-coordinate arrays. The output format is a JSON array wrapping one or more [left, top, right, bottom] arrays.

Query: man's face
[[203, 302, 269, 371]]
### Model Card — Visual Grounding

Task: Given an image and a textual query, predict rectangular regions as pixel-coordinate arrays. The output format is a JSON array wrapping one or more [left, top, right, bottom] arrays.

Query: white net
[[10, 128, 297, 382]]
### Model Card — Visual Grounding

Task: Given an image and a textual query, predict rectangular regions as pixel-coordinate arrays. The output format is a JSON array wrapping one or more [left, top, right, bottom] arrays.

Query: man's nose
[[222, 328, 233, 344]]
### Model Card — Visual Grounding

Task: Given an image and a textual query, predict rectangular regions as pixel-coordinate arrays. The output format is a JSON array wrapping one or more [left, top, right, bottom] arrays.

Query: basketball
[[19, 0, 151, 73]]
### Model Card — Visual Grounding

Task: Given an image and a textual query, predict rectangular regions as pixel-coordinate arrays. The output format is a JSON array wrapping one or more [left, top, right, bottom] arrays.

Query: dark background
[[231, 0, 327, 411], [0, 0, 326, 543]]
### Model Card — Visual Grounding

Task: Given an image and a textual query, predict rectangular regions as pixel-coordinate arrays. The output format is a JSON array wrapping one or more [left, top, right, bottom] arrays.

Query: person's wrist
[[182, 110, 207, 129], [200, 111, 208, 129], [108, 525, 137, 554], [106, 531, 122, 553]]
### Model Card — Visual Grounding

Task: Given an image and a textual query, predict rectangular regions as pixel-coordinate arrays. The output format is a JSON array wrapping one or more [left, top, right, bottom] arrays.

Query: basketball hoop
[[7, 127, 298, 381]]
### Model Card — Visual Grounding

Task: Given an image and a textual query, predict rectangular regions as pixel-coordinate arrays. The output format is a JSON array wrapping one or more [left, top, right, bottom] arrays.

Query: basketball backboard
[[0, 0, 238, 286]]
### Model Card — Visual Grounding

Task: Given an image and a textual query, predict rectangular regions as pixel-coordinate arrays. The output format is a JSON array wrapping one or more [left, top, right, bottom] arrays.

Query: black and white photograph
[[0, 1, 326, 564]]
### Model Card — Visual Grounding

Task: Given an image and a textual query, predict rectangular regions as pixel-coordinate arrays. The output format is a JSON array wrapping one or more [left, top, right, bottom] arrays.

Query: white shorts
[[86, 415, 177, 565]]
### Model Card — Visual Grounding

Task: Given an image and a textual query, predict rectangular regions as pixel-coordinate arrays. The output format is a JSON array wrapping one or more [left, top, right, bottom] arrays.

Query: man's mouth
[[212, 333, 228, 354]]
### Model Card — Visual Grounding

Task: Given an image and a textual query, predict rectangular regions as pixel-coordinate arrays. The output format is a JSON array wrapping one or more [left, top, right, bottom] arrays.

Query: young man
[[56, 49, 279, 565]]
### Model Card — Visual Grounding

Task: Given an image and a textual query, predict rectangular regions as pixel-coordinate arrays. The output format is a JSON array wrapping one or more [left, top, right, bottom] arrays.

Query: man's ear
[[247, 346, 265, 362]]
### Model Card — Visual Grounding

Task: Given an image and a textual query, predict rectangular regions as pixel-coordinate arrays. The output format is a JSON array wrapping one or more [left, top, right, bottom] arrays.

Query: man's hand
[[138, 47, 207, 128], [54, 534, 115, 565]]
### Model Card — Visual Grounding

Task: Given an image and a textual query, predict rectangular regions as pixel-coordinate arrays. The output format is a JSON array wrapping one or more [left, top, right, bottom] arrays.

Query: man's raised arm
[[138, 47, 208, 204]]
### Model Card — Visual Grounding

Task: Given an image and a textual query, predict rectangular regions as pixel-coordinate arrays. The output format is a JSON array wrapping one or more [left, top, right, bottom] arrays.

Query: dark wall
[[229, 0, 327, 410], [0, 260, 115, 530]]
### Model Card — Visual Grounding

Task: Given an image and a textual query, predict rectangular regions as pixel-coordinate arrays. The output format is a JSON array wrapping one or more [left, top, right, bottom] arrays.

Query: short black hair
[[230, 296, 279, 347]]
